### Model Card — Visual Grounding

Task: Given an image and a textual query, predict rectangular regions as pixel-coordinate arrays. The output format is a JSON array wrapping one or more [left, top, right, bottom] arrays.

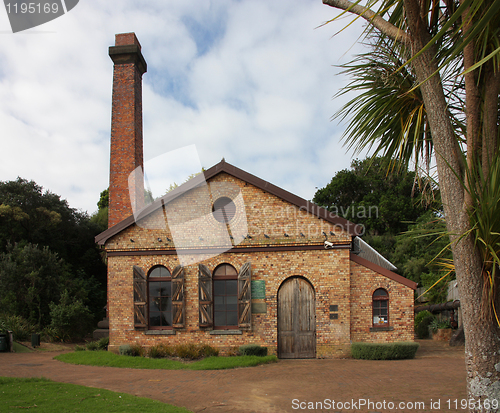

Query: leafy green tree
[[314, 157, 434, 235], [49, 290, 94, 341], [0, 243, 71, 326], [0, 178, 106, 287], [364, 211, 453, 302], [90, 188, 109, 232], [0, 179, 107, 328], [322, 0, 500, 404]]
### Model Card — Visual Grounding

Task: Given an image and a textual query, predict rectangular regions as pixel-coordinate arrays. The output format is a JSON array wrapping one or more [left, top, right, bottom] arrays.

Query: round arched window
[[213, 264, 238, 328], [372, 288, 389, 327], [148, 266, 172, 329], [212, 197, 236, 223]]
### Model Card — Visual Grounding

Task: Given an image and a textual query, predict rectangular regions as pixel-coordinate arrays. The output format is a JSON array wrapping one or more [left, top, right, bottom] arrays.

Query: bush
[[0, 314, 35, 341], [227, 346, 240, 357], [199, 344, 219, 358], [96, 336, 109, 350], [175, 343, 203, 360], [239, 344, 268, 357], [42, 326, 65, 343], [429, 318, 452, 333], [415, 314, 435, 339], [86, 341, 99, 351], [119, 343, 145, 357], [351, 342, 420, 360], [48, 291, 93, 341], [414, 310, 433, 329], [147, 343, 219, 359], [148, 344, 174, 359]]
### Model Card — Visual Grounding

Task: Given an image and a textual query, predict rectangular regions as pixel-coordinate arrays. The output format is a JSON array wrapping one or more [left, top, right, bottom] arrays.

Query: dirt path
[[0, 340, 467, 412]]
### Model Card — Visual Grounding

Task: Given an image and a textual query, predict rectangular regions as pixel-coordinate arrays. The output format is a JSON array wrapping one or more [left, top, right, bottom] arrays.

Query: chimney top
[[115, 32, 142, 50]]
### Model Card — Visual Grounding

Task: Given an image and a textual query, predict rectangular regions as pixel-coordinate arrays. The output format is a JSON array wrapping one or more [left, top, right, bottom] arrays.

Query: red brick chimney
[[108, 33, 147, 228]]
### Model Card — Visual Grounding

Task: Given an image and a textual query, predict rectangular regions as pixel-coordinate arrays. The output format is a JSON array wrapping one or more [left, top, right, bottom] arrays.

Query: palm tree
[[321, 0, 500, 409]]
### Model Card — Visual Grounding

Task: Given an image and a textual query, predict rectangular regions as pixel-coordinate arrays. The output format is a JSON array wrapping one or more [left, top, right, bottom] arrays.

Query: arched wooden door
[[278, 277, 316, 358]]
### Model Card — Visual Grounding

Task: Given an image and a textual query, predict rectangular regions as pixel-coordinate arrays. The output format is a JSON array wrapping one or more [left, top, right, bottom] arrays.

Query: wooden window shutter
[[133, 265, 147, 329], [172, 265, 185, 329], [238, 262, 252, 330], [198, 264, 213, 329]]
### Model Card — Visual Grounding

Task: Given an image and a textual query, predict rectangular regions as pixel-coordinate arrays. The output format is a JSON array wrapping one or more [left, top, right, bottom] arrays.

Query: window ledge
[[209, 330, 242, 335], [145, 330, 176, 335], [370, 326, 394, 332]]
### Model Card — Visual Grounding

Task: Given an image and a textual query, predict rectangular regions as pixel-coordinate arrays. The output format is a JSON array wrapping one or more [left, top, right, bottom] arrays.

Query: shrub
[[414, 310, 433, 329], [119, 344, 132, 356], [48, 291, 93, 342], [86, 341, 99, 351], [118, 343, 145, 357], [174, 343, 201, 360], [227, 346, 240, 357], [415, 314, 435, 339], [351, 342, 420, 360], [97, 336, 109, 350], [429, 318, 452, 333], [199, 344, 219, 358], [148, 344, 174, 359], [239, 344, 268, 357], [42, 326, 66, 343], [74, 345, 86, 351], [119, 344, 145, 357], [0, 314, 35, 341], [147, 343, 218, 359]]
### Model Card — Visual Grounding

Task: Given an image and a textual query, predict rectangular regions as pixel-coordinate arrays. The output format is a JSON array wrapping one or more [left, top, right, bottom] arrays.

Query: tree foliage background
[[314, 157, 451, 302], [0, 178, 107, 340]]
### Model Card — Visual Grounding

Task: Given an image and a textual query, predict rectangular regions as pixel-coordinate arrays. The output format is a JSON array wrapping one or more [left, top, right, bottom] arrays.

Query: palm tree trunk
[[404, 0, 500, 410]]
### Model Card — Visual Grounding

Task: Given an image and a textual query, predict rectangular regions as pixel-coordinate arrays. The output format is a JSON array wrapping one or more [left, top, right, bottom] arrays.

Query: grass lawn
[[11, 342, 33, 353], [55, 351, 278, 370], [0, 377, 191, 413]]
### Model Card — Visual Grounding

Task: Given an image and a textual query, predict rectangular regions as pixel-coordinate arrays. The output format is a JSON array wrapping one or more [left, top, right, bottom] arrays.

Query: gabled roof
[[350, 253, 417, 290], [95, 159, 363, 246]]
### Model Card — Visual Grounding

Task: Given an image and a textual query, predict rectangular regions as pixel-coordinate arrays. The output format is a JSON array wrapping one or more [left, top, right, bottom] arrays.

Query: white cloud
[[0, 0, 367, 215]]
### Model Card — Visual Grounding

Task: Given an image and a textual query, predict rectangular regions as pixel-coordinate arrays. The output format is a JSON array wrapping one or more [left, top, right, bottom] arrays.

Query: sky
[[0, 0, 368, 215]]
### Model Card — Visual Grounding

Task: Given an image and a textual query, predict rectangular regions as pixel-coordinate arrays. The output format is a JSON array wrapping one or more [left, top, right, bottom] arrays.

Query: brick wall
[[107, 248, 352, 356], [350, 260, 414, 343]]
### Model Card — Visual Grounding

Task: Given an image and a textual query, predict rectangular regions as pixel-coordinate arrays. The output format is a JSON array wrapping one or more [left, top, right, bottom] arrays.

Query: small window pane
[[214, 280, 225, 295], [150, 300, 160, 312], [149, 283, 161, 297], [226, 280, 237, 295], [150, 313, 162, 327], [161, 311, 171, 326], [158, 297, 169, 311], [214, 312, 225, 326], [226, 311, 238, 326]]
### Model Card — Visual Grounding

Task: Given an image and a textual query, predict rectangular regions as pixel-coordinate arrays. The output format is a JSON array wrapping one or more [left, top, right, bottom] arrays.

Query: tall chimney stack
[[108, 33, 147, 228]]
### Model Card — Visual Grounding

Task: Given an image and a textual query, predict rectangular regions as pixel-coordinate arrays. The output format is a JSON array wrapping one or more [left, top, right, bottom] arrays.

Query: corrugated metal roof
[[352, 236, 397, 272]]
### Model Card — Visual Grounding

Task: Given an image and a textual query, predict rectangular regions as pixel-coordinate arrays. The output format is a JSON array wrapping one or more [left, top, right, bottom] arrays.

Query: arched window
[[213, 264, 238, 328], [372, 288, 389, 327], [148, 266, 172, 329]]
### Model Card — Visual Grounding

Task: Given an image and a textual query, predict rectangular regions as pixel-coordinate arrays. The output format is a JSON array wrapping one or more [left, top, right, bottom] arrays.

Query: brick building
[[96, 33, 416, 358]]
